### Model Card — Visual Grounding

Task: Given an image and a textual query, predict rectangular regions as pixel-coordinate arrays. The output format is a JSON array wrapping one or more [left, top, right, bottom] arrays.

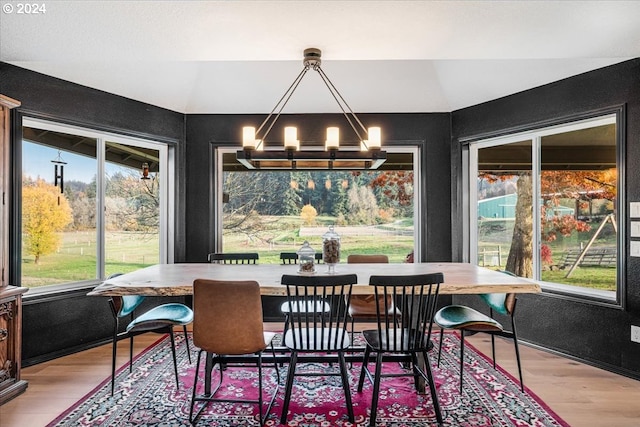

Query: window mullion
[[532, 136, 541, 280], [96, 137, 105, 280]]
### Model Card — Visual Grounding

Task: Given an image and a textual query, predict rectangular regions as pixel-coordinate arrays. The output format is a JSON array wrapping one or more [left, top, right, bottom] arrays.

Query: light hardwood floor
[[1, 326, 639, 426]]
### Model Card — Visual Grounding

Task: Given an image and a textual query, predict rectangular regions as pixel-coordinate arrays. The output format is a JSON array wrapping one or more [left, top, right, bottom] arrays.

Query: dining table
[[89, 262, 540, 394], [88, 262, 541, 297]]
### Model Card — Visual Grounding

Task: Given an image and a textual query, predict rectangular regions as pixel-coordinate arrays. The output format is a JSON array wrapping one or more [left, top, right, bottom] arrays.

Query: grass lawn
[[22, 230, 159, 287]]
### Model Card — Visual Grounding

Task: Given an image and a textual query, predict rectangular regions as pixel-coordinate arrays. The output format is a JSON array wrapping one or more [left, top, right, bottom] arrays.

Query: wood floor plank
[[1, 326, 639, 426]]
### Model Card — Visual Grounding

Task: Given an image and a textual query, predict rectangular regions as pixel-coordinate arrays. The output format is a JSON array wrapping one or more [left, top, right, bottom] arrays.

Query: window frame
[[464, 109, 625, 307], [15, 116, 175, 295], [212, 145, 423, 262]]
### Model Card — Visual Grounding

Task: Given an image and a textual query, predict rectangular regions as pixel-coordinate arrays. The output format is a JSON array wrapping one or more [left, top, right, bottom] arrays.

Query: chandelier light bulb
[[325, 127, 340, 150], [367, 127, 381, 149], [243, 127, 257, 150], [284, 127, 299, 150]]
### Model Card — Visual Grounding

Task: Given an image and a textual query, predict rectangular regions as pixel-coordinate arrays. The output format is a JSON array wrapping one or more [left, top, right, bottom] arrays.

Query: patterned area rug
[[47, 332, 569, 426]]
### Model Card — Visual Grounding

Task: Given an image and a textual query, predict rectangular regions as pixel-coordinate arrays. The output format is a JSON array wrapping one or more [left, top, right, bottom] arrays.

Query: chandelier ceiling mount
[[237, 48, 387, 170]]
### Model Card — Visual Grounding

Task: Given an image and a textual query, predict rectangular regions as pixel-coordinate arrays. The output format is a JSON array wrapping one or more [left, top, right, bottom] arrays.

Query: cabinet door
[[0, 297, 16, 383]]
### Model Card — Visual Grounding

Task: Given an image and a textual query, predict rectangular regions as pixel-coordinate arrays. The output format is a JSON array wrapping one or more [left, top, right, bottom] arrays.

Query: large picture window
[[468, 113, 621, 302], [214, 147, 420, 263], [20, 118, 172, 290]]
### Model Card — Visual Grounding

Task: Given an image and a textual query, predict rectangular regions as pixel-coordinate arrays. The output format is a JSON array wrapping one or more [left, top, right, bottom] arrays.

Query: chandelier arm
[[316, 67, 369, 142], [257, 66, 310, 141]]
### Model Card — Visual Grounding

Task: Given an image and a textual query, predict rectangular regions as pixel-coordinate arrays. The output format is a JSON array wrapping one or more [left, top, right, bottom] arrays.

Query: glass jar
[[322, 225, 341, 274], [297, 241, 316, 274]]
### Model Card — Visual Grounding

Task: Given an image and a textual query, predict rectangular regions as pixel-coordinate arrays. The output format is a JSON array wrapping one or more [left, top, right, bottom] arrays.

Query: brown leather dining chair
[[346, 254, 400, 337], [189, 279, 280, 426]]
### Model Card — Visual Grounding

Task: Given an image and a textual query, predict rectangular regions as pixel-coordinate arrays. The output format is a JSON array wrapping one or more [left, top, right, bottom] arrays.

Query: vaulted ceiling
[[2, 1, 639, 114]]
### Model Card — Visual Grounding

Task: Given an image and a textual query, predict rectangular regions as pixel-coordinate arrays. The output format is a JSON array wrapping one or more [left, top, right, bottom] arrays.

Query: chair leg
[[357, 345, 372, 392], [168, 329, 180, 389], [421, 350, 444, 426], [490, 333, 497, 369], [437, 328, 444, 367], [257, 353, 264, 426], [368, 352, 384, 427], [189, 350, 204, 423], [280, 351, 298, 424], [511, 317, 525, 392], [269, 342, 281, 384], [129, 335, 134, 373], [338, 351, 355, 424], [459, 330, 465, 394], [183, 325, 191, 364], [111, 329, 118, 396]]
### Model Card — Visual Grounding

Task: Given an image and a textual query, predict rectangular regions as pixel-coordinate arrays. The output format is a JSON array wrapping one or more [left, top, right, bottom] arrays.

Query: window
[[20, 118, 172, 290], [468, 113, 621, 302], [214, 146, 420, 263]]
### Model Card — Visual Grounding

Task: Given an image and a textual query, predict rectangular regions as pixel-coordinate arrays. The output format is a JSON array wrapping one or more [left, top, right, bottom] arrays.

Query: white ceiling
[[1, 1, 639, 114]]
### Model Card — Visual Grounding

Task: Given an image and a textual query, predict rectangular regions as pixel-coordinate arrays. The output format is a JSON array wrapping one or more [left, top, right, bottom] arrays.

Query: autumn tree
[[369, 170, 414, 217], [22, 178, 73, 264], [300, 204, 318, 225], [481, 168, 616, 277]]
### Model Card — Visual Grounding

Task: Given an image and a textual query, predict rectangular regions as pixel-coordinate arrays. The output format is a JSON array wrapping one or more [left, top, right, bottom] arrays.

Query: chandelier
[[237, 48, 387, 170]]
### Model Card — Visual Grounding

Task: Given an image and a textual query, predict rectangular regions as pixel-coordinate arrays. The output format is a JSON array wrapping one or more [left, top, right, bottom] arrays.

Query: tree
[[300, 204, 318, 225], [505, 173, 534, 277], [22, 178, 73, 264], [347, 185, 379, 225], [481, 168, 616, 277]]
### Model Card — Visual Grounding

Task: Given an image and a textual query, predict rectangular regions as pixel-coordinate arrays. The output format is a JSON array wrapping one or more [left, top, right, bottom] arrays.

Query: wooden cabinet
[[0, 286, 28, 404], [1, 95, 27, 404]]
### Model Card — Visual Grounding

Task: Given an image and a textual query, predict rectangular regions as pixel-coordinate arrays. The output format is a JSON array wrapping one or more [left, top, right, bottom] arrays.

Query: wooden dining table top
[[87, 262, 541, 297]]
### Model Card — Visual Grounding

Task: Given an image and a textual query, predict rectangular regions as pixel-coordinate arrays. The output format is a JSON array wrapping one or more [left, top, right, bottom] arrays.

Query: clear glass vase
[[322, 225, 340, 274], [297, 240, 316, 274]]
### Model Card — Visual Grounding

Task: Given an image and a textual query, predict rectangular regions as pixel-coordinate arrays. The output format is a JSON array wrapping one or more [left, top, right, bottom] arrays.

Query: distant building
[[478, 194, 574, 219]]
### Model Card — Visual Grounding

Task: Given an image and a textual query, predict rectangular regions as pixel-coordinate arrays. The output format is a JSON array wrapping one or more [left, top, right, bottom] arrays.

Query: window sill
[[540, 281, 620, 308]]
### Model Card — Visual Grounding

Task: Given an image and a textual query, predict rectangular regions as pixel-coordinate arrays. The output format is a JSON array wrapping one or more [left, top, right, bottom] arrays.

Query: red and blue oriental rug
[[46, 332, 569, 426]]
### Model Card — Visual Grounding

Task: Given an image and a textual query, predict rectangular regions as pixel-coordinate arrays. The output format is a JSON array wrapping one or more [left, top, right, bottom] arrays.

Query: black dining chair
[[189, 279, 280, 426], [207, 252, 259, 264], [357, 273, 445, 427], [108, 275, 193, 396], [280, 273, 357, 425], [279, 252, 298, 264]]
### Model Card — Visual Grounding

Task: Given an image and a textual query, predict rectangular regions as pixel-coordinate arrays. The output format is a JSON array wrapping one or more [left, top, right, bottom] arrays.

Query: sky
[[22, 141, 129, 184]]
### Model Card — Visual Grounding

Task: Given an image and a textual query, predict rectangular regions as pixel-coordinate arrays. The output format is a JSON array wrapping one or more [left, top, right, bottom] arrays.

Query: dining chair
[[189, 279, 280, 426], [280, 273, 357, 425], [346, 254, 399, 338], [280, 252, 298, 264], [108, 274, 193, 396], [207, 252, 259, 264], [357, 273, 444, 427], [433, 272, 524, 393], [279, 252, 330, 338], [280, 251, 323, 264]]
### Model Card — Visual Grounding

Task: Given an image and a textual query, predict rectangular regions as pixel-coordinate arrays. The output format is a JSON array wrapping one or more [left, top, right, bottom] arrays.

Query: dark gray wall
[[184, 113, 453, 264], [451, 58, 640, 378], [0, 62, 186, 363]]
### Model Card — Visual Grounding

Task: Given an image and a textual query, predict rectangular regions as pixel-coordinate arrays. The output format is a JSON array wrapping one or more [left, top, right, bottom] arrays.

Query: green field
[[21, 218, 414, 288], [21, 230, 159, 287], [477, 218, 617, 292], [222, 215, 414, 264]]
